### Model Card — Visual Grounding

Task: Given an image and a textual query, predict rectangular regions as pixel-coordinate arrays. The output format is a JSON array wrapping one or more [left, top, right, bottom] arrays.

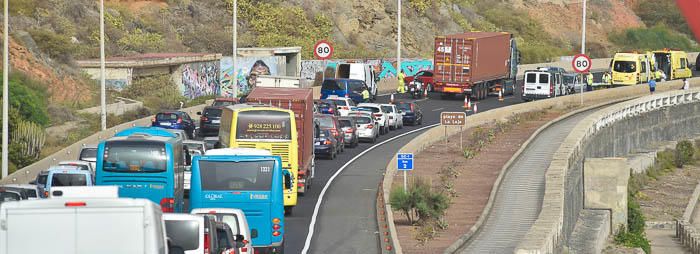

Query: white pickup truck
[[0, 194, 170, 254]]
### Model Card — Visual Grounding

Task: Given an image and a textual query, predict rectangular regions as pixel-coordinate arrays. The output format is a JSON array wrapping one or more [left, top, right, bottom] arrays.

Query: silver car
[[352, 115, 379, 143]]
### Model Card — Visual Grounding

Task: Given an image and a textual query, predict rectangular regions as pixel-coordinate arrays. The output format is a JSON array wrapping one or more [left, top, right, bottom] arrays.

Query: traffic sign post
[[572, 54, 591, 105], [397, 153, 414, 192], [440, 112, 467, 150], [313, 40, 333, 60]]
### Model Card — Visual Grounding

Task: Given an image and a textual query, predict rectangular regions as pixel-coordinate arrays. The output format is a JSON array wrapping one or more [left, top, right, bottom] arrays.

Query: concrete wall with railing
[[0, 102, 211, 184], [515, 84, 700, 254], [676, 182, 700, 252]]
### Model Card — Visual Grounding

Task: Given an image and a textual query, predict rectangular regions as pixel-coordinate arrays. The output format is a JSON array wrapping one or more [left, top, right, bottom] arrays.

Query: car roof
[[0, 198, 158, 209], [58, 160, 91, 166], [204, 148, 272, 156], [357, 103, 381, 107], [338, 116, 356, 121], [47, 168, 89, 174], [157, 111, 185, 114], [47, 165, 85, 171], [81, 144, 98, 149]]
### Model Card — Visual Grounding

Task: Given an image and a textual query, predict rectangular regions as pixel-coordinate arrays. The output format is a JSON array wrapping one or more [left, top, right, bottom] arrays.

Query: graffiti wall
[[300, 58, 433, 82], [180, 61, 220, 99], [220, 56, 285, 97]]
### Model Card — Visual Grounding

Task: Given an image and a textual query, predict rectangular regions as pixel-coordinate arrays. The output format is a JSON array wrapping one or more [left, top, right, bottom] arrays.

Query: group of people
[[648, 78, 690, 94]]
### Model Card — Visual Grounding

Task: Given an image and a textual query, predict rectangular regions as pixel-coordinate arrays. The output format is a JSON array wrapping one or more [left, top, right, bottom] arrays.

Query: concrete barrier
[[676, 181, 700, 252], [77, 97, 144, 116], [516, 81, 700, 254], [380, 77, 689, 253], [0, 101, 211, 184]]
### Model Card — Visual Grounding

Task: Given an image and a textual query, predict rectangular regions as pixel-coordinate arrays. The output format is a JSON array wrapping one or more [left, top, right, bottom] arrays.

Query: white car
[[325, 96, 356, 116], [351, 115, 379, 143], [191, 208, 253, 254], [381, 104, 403, 130], [78, 144, 98, 170], [356, 103, 390, 135]]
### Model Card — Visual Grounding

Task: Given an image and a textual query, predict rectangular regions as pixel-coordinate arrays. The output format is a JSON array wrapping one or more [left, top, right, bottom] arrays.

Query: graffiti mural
[[106, 79, 129, 91], [220, 56, 283, 97], [181, 61, 220, 99], [300, 59, 433, 82]]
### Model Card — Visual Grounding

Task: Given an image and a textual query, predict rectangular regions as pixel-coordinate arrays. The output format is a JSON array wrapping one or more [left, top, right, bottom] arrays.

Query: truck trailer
[[433, 32, 519, 100]]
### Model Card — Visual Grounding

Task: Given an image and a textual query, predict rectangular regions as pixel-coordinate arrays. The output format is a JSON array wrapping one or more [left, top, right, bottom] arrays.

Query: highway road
[[283, 90, 524, 254]]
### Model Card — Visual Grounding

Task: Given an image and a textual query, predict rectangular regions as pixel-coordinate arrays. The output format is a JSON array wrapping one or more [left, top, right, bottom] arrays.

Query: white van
[[336, 63, 378, 100], [0, 197, 168, 254], [522, 67, 567, 101]]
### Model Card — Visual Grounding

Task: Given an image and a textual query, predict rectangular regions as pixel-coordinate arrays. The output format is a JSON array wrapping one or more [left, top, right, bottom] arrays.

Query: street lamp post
[[397, 0, 401, 85], [2, 0, 9, 178], [581, 0, 586, 55], [100, 0, 106, 130], [232, 0, 237, 98]]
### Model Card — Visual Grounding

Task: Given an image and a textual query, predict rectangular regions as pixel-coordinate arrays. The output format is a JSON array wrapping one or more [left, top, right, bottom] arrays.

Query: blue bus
[[190, 148, 287, 253], [95, 130, 186, 213]]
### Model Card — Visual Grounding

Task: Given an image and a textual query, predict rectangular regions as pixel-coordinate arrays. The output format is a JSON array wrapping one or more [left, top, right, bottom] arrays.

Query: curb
[[442, 97, 632, 253]]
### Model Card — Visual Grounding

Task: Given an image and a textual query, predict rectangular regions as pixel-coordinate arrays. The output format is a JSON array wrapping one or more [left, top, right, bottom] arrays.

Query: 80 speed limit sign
[[571, 53, 592, 73], [313, 40, 333, 60]]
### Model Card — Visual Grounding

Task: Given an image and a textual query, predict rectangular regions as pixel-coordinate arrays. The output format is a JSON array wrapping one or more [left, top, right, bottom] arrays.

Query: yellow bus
[[219, 104, 299, 214], [653, 49, 692, 80], [611, 52, 653, 86]]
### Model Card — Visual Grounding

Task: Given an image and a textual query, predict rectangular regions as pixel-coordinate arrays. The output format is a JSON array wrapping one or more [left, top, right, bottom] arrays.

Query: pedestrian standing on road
[[397, 70, 406, 94], [602, 72, 611, 86], [682, 78, 690, 90], [362, 86, 370, 102], [587, 72, 594, 90], [649, 79, 657, 94]]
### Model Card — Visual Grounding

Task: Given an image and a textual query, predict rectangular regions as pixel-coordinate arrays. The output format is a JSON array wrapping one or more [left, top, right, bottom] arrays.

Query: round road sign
[[572, 54, 592, 73], [313, 40, 333, 60]]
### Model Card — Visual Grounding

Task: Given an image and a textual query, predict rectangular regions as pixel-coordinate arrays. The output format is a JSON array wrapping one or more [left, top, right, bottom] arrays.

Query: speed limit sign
[[313, 40, 333, 60], [572, 54, 592, 73]]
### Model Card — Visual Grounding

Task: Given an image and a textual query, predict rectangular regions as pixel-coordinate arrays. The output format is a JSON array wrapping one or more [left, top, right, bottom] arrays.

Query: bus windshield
[[613, 61, 636, 73], [235, 110, 292, 140], [199, 160, 274, 191], [102, 141, 167, 173]]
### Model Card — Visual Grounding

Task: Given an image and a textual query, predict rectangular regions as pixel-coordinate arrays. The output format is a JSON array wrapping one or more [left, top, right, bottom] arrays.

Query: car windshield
[[102, 141, 168, 173], [50, 173, 87, 187], [397, 103, 411, 111], [321, 80, 342, 90], [317, 117, 335, 129], [357, 107, 379, 113], [164, 220, 199, 251], [156, 113, 179, 121], [0, 191, 21, 202], [354, 117, 372, 124], [613, 61, 636, 73], [330, 99, 349, 107], [204, 108, 222, 117], [381, 106, 394, 113], [79, 148, 97, 160], [199, 160, 275, 191], [338, 120, 353, 128]]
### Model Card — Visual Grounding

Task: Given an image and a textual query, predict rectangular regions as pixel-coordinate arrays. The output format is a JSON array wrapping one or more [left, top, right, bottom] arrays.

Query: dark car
[[197, 106, 223, 137], [403, 70, 435, 92], [338, 116, 359, 148], [152, 111, 197, 139], [315, 100, 341, 116], [212, 97, 239, 107], [29, 170, 49, 198], [315, 129, 339, 159], [315, 114, 345, 153], [396, 101, 423, 125]]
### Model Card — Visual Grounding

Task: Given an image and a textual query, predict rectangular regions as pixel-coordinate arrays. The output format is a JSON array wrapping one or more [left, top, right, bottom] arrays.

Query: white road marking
[[432, 107, 445, 111], [300, 123, 440, 254]]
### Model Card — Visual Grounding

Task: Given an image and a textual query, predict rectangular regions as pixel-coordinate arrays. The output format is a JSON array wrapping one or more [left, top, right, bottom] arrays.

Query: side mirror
[[196, 112, 202, 115], [234, 234, 245, 242]]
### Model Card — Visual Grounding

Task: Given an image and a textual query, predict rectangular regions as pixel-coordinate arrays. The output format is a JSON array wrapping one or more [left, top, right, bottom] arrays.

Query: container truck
[[433, 32, 519, 100]]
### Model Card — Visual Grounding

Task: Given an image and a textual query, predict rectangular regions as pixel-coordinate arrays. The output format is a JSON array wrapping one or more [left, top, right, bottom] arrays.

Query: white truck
[[335, 63, 379, 100], [0, 196, 169, 254]]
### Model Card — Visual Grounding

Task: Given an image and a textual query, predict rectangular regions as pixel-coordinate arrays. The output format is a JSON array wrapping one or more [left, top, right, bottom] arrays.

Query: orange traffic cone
[[473, 103, 478, 114], [499, 90, 504, 101], [423, 87, 428, 97], [463, 97, 469, 109], [390, 93, 395, 104]]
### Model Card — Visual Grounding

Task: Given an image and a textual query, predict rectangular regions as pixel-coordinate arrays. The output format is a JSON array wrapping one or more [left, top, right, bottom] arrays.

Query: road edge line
[[300, 123, 439, 254]]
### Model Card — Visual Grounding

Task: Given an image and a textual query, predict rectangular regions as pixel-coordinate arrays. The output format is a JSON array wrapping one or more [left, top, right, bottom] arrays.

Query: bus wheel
[[284, 206, 293, 216]]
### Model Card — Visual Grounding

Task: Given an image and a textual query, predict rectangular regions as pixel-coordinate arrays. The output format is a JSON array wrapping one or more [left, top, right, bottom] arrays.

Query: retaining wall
[[0, 102, 210, 184], [515, 84, 700, 254], [380, 77, 690, 253], [676, 182, 700, 253]]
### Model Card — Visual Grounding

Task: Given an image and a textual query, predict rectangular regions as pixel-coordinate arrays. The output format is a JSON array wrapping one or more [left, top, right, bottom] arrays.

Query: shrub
[[675, 140, 694, 168], [390, 177, 451, 225], [609, 25, 699, 52], [28, 28, 77, 63], [390, 187, 415, 224], [117, 28, 165, 53], [0, 72, 50, 127], [120, 75, 186, 111]]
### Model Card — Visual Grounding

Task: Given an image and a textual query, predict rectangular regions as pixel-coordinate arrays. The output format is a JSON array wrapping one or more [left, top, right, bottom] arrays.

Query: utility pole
[[100, 0, 106, 130], [2, 0, 9, 178], [581, 0, 586, 55], [232, 0, 238, 98], [397, 0, 401, 85]]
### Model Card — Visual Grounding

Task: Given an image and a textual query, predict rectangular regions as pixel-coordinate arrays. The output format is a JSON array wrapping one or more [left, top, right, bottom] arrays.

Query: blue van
[[320, 78, 367, 104], [190, 148, 286, 253]]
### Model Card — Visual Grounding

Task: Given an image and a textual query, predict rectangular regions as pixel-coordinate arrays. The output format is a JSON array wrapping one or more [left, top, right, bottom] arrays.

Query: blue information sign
[[397, 153, 414, 171]]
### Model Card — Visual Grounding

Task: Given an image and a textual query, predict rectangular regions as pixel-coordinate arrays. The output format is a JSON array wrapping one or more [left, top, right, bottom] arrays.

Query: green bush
[[0, 72, 50, 127], [609, 25, 699, 52], [390, 186, 415, 224], [675, 140, 694, 168], [635, 0, 692, 37], [615, 191, 650, 253], [119, 75, 186, 111], [28, 28, 77, 63], [390, 177, 450, 225], [117, 28, 165, 53]]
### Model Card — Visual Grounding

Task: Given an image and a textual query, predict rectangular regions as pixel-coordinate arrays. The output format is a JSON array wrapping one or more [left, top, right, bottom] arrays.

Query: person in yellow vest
[[362, 86, 370, 102], [397, 70, 406, 94], [587, 72, 594, 90], [602, 72, 611, 85]]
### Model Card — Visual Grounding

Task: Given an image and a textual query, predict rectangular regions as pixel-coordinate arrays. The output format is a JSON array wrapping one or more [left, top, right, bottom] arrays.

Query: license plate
[[212, 120, 220, 124], [444, 87, 461, 93], [160, 122, 171, 126]]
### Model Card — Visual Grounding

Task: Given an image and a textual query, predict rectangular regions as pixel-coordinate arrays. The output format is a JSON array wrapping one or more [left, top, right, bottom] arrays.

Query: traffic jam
[[0, 77, 424, 254]]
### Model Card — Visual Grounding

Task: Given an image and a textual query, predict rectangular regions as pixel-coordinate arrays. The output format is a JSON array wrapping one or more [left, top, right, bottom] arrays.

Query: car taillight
[[328, 108, 334, 113], [373, 113, 382, 117], [241, 240, 249, 252], [204, 232, 211, 254], [341, 106, 349, 110], [367, 124, 374, 129], [330, 129, 338, 136], [65, 202, 86, 207], [345, 128, 354, 133], [160, 198, 175, 213], [324, 139, 332, 145], [177, 118, 183, 124], [410, 104, 415, 111], [201, 116, 208, 122], [550, 82, 554, 95]]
